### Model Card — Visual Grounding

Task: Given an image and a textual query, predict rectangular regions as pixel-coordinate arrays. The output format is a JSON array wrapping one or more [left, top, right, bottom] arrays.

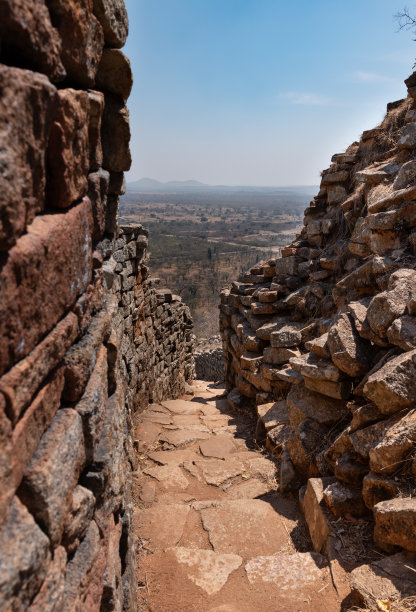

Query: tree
[[395, 6, 416, 32], [207, 247, 212, 260]]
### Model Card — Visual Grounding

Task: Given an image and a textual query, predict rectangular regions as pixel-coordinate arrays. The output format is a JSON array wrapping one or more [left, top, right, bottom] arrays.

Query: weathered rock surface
[[0, 66, 57, 250], [374, 498, 416, 551], [19, 409, 86, 545], [93, 0, 129, 48], [133, 388, 345, 610], [363, 350, 416, 413], [0, 497, 51, 611], [171, 547, 242, 595], [0, 5, 197, 608], [47, 0, 104, 86], [350, 552, 416, 607], [327, 313, 371, 377], [0, 0, 65, 81]]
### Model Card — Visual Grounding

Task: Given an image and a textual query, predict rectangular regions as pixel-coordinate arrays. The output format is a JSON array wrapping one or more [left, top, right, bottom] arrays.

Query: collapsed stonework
[[220, 78, 416, 604], [0, 1, 194, 610], [194, 336, 225, 382]]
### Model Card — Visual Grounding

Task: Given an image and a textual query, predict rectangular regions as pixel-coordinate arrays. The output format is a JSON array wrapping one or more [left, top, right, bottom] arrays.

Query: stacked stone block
[[0, 1, 195, 610], [220, 75, 416, 574], [103, 223, 195, 413], [194, 337, 225, 382]]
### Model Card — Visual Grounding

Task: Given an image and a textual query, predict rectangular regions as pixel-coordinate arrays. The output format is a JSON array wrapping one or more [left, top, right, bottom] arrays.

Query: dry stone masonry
[[0, 2, 194, 610], [220, 77, 416, 606], [194, 336, 225, 382]]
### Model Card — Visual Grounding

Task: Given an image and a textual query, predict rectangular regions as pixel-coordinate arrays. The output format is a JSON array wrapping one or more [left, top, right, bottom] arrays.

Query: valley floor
[[132, 381, 351, 612]]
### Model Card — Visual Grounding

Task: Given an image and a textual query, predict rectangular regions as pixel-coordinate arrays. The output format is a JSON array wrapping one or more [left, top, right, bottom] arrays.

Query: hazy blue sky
[[124, 0, 416, 186]]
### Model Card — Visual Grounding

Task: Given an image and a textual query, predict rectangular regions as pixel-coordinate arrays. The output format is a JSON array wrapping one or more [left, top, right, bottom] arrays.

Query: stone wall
[[0, 1, 194, 610], [103, 223, 195, 411], [221, 76, 416, 560], [194, 337, 225, 382]]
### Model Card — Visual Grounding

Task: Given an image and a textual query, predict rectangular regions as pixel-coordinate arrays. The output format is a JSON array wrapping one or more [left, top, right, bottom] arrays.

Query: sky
[[124, 0, 416, 186]]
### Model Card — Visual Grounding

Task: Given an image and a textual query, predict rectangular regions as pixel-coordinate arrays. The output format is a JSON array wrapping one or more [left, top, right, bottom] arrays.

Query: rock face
[[220, 75, 416, 570], [0, 1, 195, 610]]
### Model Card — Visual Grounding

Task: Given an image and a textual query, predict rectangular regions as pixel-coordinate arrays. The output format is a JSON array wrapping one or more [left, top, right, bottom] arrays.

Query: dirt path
[[132, 381, 349, 612]]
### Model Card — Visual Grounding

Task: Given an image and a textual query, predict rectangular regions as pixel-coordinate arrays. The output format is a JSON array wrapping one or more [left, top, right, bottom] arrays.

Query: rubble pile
[[220, 76, 416, 606]]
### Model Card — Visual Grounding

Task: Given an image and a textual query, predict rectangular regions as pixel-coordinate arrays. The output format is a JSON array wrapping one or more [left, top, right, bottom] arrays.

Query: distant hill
[[127, 178, 207, 191], [126, 178, 318, 195]]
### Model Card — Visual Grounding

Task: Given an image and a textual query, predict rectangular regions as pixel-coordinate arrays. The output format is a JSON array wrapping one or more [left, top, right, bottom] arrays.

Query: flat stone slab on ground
[[227, 479, 271, 499], [148, 449, 200, 467], [200, 499, 289, 558], [199, 436, 237, 459], [143, 465, 190, 491], [141, 411, 172, 425], [159, 428, 211, 447], [200, 403, 225, 416], [135, 385, 350, 611], [134, 504, 190, 550], [170, 547, 243, 595], [202, 415, 234, 429], [245, 551, 329, 590], [134, 422, 161, 450], [194, 458, 245, 487], [172, 414, 205, 427], [161, 399, 206, 415]]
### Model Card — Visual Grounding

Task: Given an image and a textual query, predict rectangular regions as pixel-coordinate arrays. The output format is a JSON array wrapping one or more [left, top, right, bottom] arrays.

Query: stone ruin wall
[[221, 77, 416, 564], [0, 1, 194, 610]]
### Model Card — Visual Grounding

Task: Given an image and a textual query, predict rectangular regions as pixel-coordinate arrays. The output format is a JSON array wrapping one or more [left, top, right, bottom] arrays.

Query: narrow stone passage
[[132, 381, 349, 611]]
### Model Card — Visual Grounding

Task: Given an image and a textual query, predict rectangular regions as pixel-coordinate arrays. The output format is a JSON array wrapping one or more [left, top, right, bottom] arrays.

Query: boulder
[[290, 352, 345, 382], [334, 451, 369, 485], [263, 346, 300, 365], [366, 269, 416, 337], [303, 477, 335, 554], [323, 481, 366, 517], [362, 472, 400, 510], [286, 383, 349, 429], [387, 315, 416, 351], [350, 552, 416, 607], [363, 349, 416, 413], [95, 49, 132, 101], [240, 352, 263, 372], [305, 333, 330, 358], [356, 162, 399, 184], [327, 313, 371, 377], [92, 0, 129, 48], [270, 325, 302, 348], [257, 401, 289, 432], [393, 159, 416, 190], [374, 498, 416, 552], [304, 376, 353, 400], [350, 403, 383, 432], [399, 122, 416, 148], [279, 449, 299, 492], [256, 317, 287, 341], [350, 409, 416, 475], [287, 419, 328, 476]]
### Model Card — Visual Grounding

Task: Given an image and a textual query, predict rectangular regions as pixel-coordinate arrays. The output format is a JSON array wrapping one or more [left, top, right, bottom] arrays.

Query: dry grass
[[350, 595, 416, 611], [357, 98, 412, 169]]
